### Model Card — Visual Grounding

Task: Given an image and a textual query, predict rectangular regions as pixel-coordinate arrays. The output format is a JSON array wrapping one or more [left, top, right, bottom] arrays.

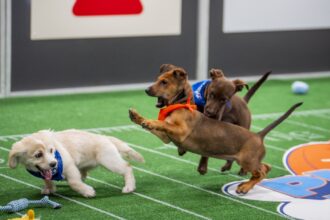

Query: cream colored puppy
[[8, 129, 144, 198]]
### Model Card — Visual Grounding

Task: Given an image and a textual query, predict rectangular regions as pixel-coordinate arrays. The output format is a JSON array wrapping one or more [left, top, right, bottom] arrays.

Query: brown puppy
[[129, 68, 302, 194], [196, 69, 271, 176], [158, 64, 271, 176]]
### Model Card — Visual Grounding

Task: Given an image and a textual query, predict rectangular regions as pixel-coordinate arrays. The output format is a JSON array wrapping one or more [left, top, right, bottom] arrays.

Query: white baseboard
[[6, 70, 330, 98]]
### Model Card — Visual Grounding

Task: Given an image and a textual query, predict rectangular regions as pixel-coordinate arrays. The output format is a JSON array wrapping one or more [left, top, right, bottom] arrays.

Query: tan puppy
[[8, 129, 144, 197]]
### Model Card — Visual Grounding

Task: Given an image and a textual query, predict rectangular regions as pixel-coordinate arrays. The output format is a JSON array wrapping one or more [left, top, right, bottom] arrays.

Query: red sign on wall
[[73, 0, 143, 16]]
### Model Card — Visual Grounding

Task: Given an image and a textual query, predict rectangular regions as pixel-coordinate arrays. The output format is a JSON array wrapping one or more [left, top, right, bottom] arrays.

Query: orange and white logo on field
[[223, 141, 330, 220], [284, 142, 330, 175]]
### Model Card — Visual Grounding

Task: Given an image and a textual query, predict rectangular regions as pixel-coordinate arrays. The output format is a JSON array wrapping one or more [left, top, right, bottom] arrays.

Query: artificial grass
[[0, 77, 329, 219]]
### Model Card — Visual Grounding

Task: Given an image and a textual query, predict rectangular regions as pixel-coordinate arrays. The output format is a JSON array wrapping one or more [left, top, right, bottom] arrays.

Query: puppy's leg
[[42, 180, 56, 195], [98, 144, 136, 193], [197, 156, 208, 175], [66, 166, 96, 198], [221, 160, 233, 172], [236, 163, 271, 194], [129, 109, 170, 143]]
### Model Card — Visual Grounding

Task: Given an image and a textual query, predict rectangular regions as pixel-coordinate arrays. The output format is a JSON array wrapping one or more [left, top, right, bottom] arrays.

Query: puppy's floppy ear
[[210, 69, 224, 80], [8, 141, 26, 168], [233, 79, 249, 92], [173, 68, 187, 80], [159, 64, 177, 73]]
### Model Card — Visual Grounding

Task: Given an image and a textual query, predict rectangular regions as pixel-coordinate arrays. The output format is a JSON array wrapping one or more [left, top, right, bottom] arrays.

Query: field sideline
[[0, 77, 329, 219]]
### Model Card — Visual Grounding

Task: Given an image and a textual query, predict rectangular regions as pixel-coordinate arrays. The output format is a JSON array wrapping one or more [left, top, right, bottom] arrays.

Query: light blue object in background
[[291, 81, 309, 94]]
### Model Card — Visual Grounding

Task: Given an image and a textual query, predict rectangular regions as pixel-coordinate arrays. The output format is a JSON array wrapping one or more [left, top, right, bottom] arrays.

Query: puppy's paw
[[122, 185, 135, 194], [197, 166, 207, 175], [129, 108, 143, 125], [82, 185, 96, 198], [178, 148, 186, 156], [235, 182, 252, 195], [41, 188, 51, 195]]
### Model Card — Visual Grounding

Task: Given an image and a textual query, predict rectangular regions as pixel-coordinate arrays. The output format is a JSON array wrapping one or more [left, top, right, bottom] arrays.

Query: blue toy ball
[[291, 81, 309, 95]]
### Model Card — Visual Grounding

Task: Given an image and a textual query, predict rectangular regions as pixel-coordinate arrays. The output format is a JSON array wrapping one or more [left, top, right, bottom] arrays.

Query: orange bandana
[[158, 93, 197, 121]]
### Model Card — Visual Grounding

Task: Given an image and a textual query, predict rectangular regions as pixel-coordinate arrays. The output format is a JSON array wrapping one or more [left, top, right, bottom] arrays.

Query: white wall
[[223, 0, 330, 33]]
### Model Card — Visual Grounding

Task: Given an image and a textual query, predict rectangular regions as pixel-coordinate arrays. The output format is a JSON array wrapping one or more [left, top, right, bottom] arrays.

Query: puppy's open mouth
[[36, 165, 53, 180], [156, 97, 167, 108]]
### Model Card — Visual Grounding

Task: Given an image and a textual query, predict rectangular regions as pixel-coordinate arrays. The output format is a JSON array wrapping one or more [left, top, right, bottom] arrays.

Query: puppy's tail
[[243, 71, 271, 103], [258, 102, 303, 139], [108, 137, 145, 163]]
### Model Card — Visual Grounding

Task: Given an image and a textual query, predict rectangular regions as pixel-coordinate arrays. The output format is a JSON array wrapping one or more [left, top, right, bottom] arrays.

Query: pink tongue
[[43, 170, 52, 180]]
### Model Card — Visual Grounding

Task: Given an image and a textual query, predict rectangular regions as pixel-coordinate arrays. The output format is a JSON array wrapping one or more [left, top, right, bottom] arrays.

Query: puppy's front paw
[[82, 185, 96, 198], [41, 188, 51, 195], [122, 185, 135, 194], [129, 108, 143, 125], [41, 186, 56, 195]]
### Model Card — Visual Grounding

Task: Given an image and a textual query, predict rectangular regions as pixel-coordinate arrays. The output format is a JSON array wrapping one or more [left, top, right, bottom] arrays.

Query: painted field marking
[[0, 107, 329, 141], [321, 158, 330, 162], [132, 167, 287, 219], [88, 177, 211, 220], [252, 108, 330, 120], [252, 125, 313, 142], [1, 145, 125, 219], [0, 174, 126, 220], [286, 120, 329, 133], [0, 146, 125, 219]]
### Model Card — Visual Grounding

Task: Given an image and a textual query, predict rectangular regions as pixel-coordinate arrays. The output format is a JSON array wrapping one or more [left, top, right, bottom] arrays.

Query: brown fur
[[129, 68, 302, 194], [198, 69, 271, 175]]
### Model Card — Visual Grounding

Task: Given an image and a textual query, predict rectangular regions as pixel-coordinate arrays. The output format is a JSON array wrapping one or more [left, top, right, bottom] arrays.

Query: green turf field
[[0, 77, 329, 220]]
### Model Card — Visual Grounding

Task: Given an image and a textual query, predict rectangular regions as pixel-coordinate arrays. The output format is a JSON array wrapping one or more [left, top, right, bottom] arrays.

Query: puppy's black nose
[[145, 88, 151, 95], [49, 161, 57, 168]]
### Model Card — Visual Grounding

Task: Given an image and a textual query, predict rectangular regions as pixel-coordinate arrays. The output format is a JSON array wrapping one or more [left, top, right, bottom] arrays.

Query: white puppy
[[8, 129, 144, 198]]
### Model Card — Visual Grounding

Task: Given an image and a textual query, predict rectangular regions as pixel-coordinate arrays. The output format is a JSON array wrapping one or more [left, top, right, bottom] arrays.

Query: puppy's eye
[[35, 152, 43, 158], [160, 80, 168, 85]]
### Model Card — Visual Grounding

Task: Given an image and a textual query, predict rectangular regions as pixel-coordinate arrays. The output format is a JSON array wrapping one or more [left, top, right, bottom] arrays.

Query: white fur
[[8, 129, 144, 198]]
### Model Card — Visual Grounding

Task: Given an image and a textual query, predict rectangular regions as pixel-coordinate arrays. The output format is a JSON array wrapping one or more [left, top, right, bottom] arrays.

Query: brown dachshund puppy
[[196, 69, 271, 176], [129, 67, 302, 194]]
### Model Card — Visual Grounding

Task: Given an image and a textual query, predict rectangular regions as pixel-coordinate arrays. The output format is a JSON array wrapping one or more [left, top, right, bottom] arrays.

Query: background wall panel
[[11, 0, 198, 91], [209, 0, 330, 76]]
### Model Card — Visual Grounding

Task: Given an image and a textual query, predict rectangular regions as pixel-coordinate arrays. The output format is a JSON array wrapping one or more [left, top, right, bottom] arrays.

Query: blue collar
[[192, 80, 211, 107], [192, 80, 232, 110], [27, 150, 64, 181]]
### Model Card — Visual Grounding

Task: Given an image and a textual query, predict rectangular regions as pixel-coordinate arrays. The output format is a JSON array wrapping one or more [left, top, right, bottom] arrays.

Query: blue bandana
[[27, 150, 64, 181], [192, 80, 211, 107]]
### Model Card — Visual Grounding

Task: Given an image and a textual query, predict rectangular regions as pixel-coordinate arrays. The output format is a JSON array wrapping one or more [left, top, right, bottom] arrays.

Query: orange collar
[[158, 93, 197, 121]]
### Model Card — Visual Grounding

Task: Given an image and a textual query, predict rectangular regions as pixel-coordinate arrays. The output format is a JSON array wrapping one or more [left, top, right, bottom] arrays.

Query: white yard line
[[286, 120, 329, 133], [88, 177, 211, 220], [252, 108, 330, 120], [0, 174, 126, 220], [0, 107, 329, 141], [252, 125, 310, 142], [132, 167, 287, 219]]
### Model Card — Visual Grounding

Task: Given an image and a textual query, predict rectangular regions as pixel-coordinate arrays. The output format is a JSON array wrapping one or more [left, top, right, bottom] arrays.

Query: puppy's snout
[[145, 87, 155, 96], [49, 161, 57, 168], [204, 109, 216, 118]]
